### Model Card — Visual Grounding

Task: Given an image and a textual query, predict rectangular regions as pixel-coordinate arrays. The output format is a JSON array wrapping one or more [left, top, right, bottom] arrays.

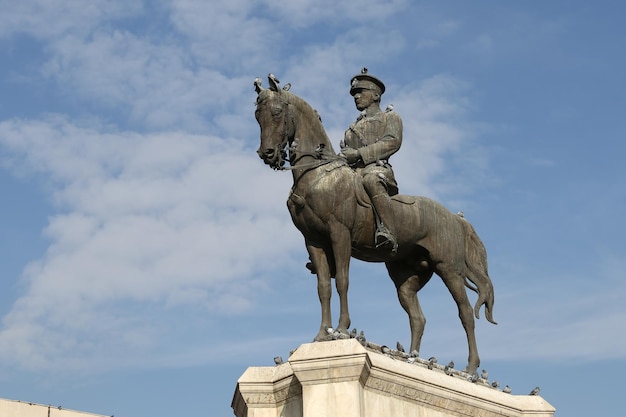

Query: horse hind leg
[[437, 264, 480, 374], [386, 262, 433, 355]]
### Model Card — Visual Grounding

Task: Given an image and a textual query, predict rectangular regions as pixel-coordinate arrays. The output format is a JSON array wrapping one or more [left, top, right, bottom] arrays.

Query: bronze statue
[[254, 73, 496, 374], [340, 68, 402, 252]]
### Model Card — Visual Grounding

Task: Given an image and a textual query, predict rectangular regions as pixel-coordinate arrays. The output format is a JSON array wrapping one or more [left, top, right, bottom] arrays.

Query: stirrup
[[375, 229, 398, 253]]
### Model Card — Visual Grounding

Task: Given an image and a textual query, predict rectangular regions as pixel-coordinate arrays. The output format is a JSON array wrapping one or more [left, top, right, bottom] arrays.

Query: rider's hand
[[341, 147, 361, 165]]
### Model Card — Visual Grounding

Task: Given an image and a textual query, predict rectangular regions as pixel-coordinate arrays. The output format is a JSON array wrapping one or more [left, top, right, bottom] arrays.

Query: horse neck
[[289, 104, 336, 182], [291, 101, 334, 154]]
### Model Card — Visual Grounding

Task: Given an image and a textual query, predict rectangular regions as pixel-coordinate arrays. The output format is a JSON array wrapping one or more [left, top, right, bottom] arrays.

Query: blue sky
[[0, 1, 624, 416]]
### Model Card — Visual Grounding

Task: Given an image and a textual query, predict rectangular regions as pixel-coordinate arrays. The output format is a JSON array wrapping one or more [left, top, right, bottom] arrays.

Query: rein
[[276, 154, 345, 171], [274, 142, 345, 172]]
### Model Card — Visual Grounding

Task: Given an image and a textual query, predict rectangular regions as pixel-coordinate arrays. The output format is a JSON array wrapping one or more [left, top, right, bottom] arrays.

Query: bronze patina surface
[[254, 72, 496, 374]]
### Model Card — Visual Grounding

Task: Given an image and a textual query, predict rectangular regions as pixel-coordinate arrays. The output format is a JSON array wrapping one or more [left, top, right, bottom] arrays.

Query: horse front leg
[[307, 244, 333, 342], [330, 222, 352, 336]]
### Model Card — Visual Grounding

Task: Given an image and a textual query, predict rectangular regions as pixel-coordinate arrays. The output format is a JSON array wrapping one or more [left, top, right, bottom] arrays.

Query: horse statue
[[254, 74, 496, 373]]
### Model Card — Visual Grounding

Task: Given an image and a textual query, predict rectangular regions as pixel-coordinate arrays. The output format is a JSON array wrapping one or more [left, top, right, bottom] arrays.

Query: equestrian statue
[[254, 70, 496, 374]]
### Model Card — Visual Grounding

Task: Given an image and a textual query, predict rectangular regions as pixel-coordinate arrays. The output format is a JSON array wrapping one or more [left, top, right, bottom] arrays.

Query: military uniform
[[341, 69, 403, 252], [342, 108, 402, 196]]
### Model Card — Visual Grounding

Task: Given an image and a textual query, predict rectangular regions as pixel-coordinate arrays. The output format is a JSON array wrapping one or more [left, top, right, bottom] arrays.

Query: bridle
[[273, 97, 293, 170], [262, 95, 344, 172], [255, 75, 347, 174], [281, 143, 344, 172]]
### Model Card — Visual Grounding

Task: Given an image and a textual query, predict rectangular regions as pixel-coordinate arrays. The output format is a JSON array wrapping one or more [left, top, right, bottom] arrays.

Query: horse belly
[[348, 204, 381, 261], [350, 195, 428, 262]]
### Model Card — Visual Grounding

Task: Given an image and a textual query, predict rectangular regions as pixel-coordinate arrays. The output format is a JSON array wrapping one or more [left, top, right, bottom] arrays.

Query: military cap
[[350, 67, 386, 96]]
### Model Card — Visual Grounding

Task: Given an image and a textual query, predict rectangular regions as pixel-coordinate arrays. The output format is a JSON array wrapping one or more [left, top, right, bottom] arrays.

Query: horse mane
[[289, 91, 335, 153], [260, 87, 336, 155]]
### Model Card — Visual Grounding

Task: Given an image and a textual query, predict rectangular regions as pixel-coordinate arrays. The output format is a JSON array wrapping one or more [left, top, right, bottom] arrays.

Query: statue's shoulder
[[384, 105, 401, 118], [383, 107, 402, 126]]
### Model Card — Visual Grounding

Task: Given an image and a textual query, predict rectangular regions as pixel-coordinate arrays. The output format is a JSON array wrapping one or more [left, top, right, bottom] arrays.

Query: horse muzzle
[[257, 146, 275, 163], [257, 147, 283, 169]]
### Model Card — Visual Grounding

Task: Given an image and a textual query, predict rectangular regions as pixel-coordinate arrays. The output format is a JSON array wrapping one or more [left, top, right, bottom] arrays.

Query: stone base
[[231, 339, 555, 417], [0, 398, 108, 417]]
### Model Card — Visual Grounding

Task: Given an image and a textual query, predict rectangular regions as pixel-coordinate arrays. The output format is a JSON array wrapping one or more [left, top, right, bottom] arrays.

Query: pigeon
[[503, 385, 512, 394], [268, 73, 280, 84], [481, 369, 488, 380], [491, 381, 500, 389], [356, 331, 367, 346], [427, 357, 437, 370], [254, 77, 262, 89], [385, 104, 394, 112], [468, 372, 479, 383], [282, 83, 291, 91], [274, 356, 283, 365], [325, 325, 334, 335], [350, 328, 357, 338], [444, 360, 454, 375], [529, 387, 540, 396], [381, 345, 391, 354], [407, 357, 416, 364], [409, 350, 419, 358], [396, 341, 405, 353]]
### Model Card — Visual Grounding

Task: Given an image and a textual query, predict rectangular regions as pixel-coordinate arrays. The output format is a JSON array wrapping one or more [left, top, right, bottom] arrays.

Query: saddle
[[352, 171, 415, 208]]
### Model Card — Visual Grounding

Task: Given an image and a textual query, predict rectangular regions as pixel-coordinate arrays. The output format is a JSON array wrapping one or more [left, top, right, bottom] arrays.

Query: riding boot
[[371, 194, 398, 253]]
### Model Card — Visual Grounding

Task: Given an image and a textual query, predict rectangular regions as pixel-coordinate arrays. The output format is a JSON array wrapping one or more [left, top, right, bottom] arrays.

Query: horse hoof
[[464, 364, 480, 375], [314, 333, 333, 343]]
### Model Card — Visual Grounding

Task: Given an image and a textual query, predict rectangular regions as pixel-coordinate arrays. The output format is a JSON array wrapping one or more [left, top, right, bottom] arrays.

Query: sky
[[0, 1, 624, 416]]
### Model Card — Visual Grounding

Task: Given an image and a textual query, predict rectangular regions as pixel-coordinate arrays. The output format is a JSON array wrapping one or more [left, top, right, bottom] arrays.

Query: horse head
[[254, 74, 295, 169]]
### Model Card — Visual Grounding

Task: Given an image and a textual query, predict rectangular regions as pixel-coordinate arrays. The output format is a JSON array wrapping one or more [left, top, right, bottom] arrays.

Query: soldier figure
[[340, 68, 403, 252]]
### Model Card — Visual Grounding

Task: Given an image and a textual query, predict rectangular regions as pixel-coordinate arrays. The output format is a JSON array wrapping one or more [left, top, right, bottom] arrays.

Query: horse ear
[[254, 77, 263, 94], [268, 73, 281, 92]]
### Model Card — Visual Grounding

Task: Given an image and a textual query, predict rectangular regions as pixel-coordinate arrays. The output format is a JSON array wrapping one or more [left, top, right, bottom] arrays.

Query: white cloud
[[0, 0, 142, 39], [0, 0, 495, 374], [168, 0, 283, 71], [465, 252, 626, 362], [260, 0, 409, 27], [389, 74, 484, 200], [42, 31, 250, 132], [0, 116, 299, 371]]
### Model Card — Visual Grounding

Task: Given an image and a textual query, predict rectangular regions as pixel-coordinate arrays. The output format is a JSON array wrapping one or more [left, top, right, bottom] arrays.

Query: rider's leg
[[371, 193, 397, 252], [363, 171, 398, 252]]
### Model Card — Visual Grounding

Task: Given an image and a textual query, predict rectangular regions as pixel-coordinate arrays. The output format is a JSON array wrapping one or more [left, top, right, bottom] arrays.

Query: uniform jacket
[[343, 109, 403, 166]]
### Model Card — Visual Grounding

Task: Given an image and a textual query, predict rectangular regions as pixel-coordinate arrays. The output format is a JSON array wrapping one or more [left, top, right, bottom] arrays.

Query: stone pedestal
[[0, 398, 108, 417], [231, 339, 555, 417]]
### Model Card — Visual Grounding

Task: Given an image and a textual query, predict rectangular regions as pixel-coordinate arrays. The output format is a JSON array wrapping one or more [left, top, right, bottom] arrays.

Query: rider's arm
[[358, 112, 403, 165]]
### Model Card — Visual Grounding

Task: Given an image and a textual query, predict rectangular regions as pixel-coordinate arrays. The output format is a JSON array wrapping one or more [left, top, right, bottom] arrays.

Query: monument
[[235, 71, 554, 416]]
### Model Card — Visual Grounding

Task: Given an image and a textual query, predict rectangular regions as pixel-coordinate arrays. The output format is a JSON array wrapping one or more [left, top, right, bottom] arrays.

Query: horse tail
[[460, 217, 497, 325]]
